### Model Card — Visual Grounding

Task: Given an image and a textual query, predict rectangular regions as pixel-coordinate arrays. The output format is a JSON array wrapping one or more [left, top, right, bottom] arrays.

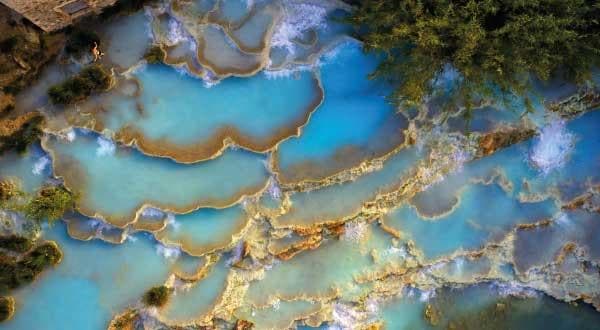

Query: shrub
[[0, 296, 14, 322], [48, 65, 111, 105], [144, 46, 165, 64], [0, 181, 21, 203], [22, 186, 76, 225], [0, 242, 61, 293], [65, 29, 100, 56], [0, 114, 44, 155], [0, 236, 32, 253], [142, 285, 170, 307]]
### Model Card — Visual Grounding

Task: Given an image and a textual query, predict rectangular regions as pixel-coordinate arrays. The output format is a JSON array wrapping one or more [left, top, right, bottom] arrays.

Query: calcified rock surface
[[2, 1, 600, 329]]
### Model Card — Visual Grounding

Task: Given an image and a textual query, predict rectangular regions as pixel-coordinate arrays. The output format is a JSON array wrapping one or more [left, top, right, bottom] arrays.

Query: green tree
[[22, 186, 76, 225], [348, 0, 600, 111]]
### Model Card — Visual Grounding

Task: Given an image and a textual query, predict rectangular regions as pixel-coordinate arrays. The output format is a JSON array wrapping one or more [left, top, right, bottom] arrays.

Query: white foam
[[226, 241, 246, 266], [403, 286, 436, 302], [491, 281, 538, 298], [453, 257, 465, 273], [96, 136, 116, 157], [418, 289, 436, 302], [32, 156, 50, 176], [271, 298, 281, 311], [155, 243, 181, 260], [383, 245, 407, 259], [271, 1, 328, 54], [341, 220, 368, 242], [330, 303, 366, 330], [167, 18, 188, 45], [141, 207, 165, 219], [165, 213, 179, 230], [263, 62, 312, 79], [64, 128, 77, 142], [202, 70, 221, 88], [530, 118, 575, 175], [554, 212, 572, 229], [266, 177, 282, 200]]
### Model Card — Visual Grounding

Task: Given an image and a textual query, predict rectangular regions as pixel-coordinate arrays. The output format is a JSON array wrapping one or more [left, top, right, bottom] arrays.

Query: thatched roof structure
[[0, 0, 118, 32]]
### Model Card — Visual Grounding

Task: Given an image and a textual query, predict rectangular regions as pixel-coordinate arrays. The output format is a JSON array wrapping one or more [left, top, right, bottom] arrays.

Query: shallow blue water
[[381, 284, 600, 330], [6, 223, 175, 330], [0, 143, 51, 193], [116, 64, 319, 151], [2, 1, 600, 328], [44, 130, 268, 226], [274, 40, 408, 181], [385, 183, 557, 260]]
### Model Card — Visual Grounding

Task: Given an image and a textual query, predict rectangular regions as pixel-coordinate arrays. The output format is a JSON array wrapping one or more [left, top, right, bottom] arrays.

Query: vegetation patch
[[48, 65, 112, 105], [0, 114, 44, 155], [21, 186, 76, 225], [0, 235, 33, 253], [144, 46, 165, 64], [348, 0, 600, 112], [0, 296, 14, 322], [0, 241, 62, 293], [142, 285, 170, 307], [0, 181, 21, 203]]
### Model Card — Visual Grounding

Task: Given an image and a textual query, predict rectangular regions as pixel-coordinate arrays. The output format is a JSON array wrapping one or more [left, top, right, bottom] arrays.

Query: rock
[[235, 319, 254, 330], [477, 127, 536, 157]]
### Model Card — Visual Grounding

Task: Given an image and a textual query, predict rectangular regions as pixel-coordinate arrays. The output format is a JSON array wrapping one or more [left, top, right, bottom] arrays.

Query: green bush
[[144, 46, 165, 64], [65, 29, 100, 56], [0, 242, 61, 293], [0, 114, 44, 155], [0, 296, 14, 322], [22, 186, 75, 225], [0, 236, 32, 253], [142, 285, 170, 307], [0, 181, 21, 203], [48, 65, 111, 105]]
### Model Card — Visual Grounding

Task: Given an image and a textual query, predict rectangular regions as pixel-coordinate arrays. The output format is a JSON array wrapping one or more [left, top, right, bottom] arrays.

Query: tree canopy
[[348, 0, 600, 111]]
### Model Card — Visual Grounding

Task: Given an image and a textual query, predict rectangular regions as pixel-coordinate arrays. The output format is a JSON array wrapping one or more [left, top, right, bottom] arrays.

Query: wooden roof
[[0, 0, 118, 32]]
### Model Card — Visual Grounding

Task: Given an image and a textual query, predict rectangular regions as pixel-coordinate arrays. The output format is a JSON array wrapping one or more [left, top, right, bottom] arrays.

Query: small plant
[[0, 296, 14, 322], [0, 236, 32, 253], [22, 186, 76, 225], [142, 285, 170, 307], [48, 65, 111, 105], [144, 46, 165, 64]]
